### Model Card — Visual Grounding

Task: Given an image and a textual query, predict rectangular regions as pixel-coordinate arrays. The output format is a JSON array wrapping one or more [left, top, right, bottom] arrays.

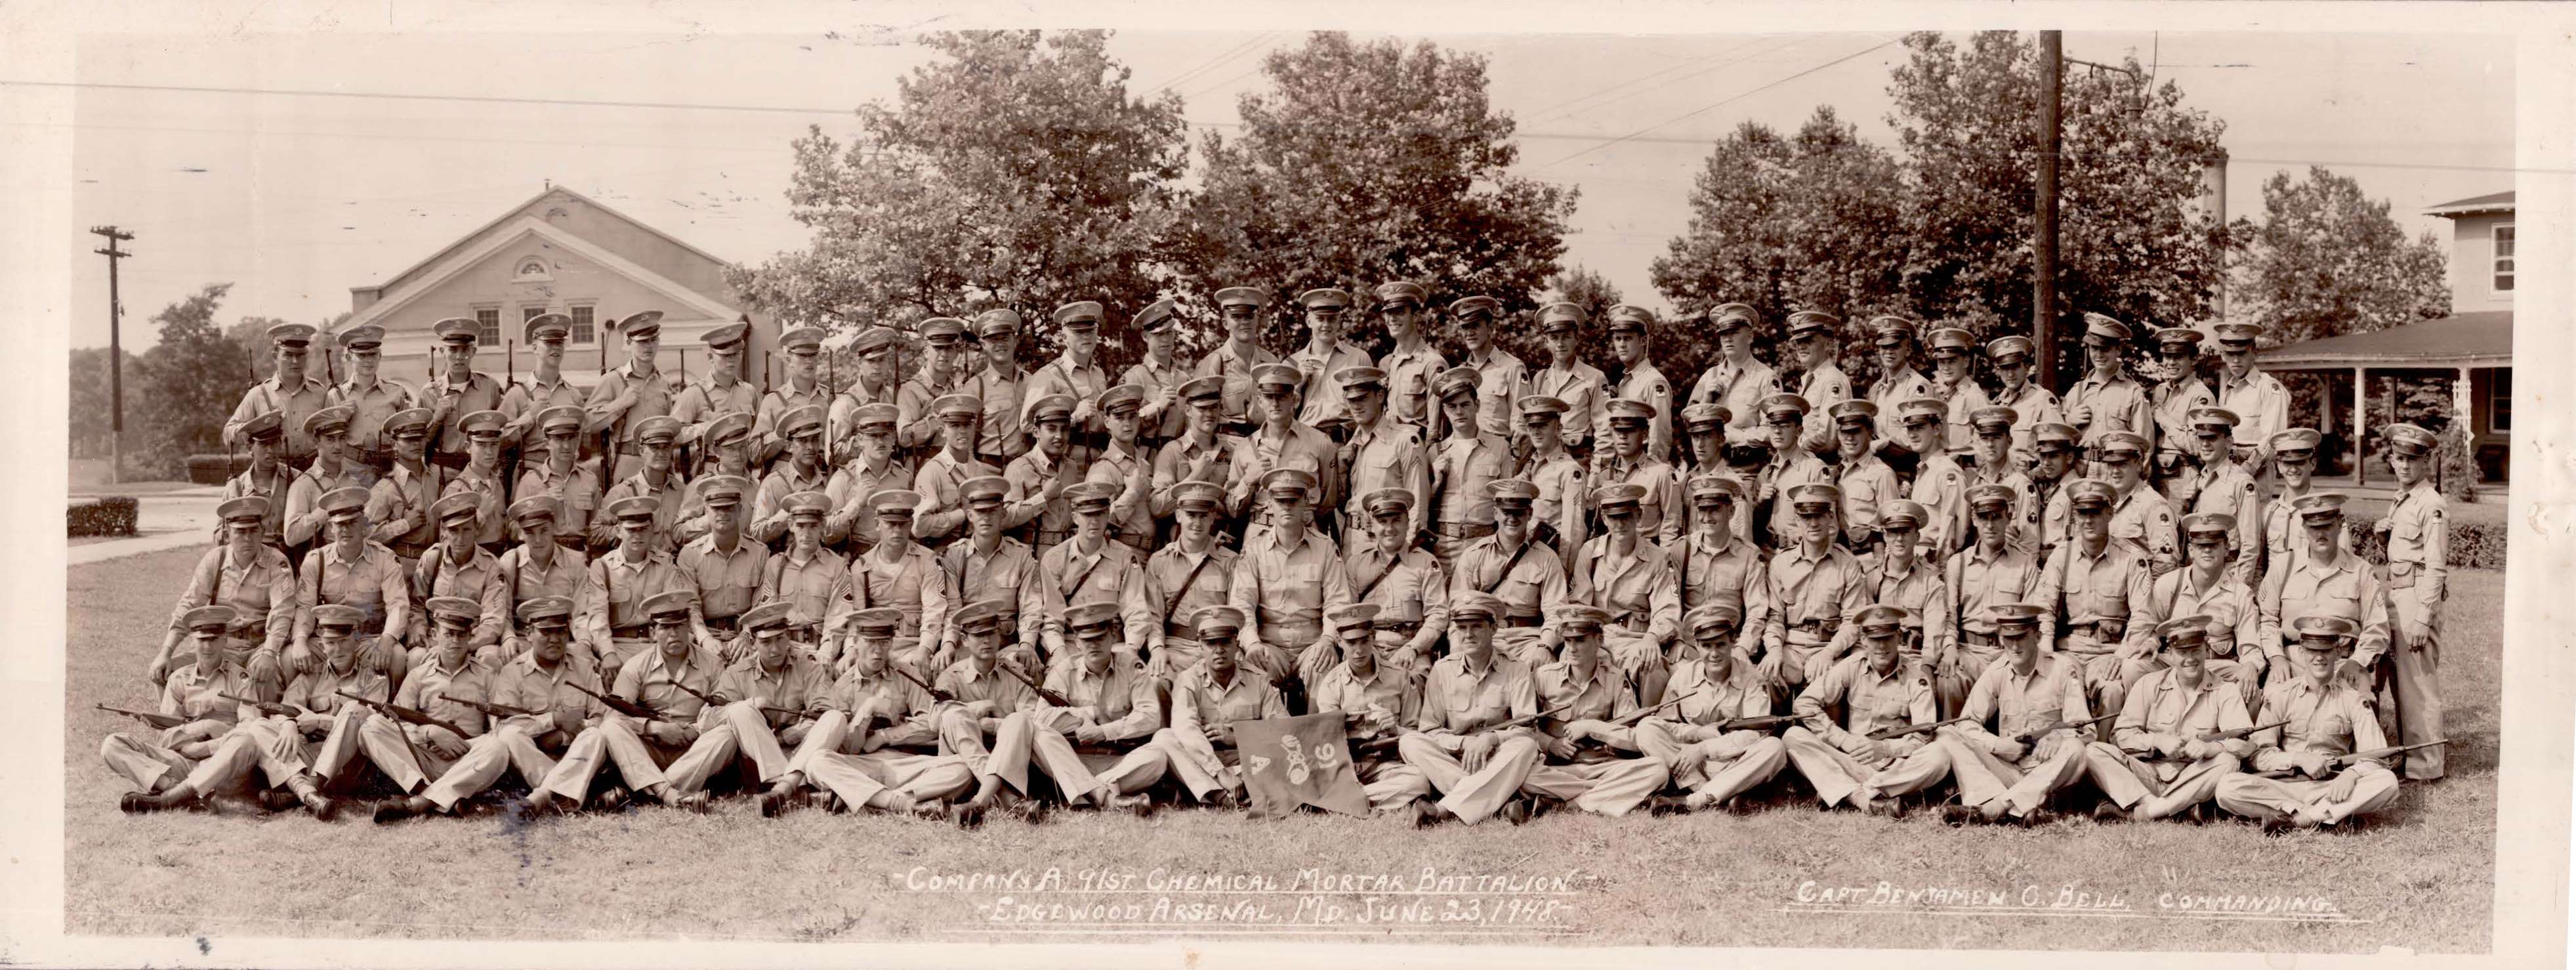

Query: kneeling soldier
[[1150, 606, 1289, 809], [1782, 604, 1951, 814], [376, 596, 594, 822], [2215, 616, 2404, 831], [1399, 593, 1545, 827], [1516, 604, 1669, 818], [1310, 602, 1436, 814], [1638, 602, 1791, 814], [2084, 614, 2255, 822], [525, 589, 729, 813], [1933, 601, 2094, 826]]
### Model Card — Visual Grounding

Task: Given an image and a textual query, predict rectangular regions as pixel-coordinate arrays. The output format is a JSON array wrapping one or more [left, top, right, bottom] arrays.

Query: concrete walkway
[[68, 490, 222, 566]]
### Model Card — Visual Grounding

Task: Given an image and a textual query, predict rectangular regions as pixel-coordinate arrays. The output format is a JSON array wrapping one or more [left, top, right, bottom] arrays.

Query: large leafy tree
[[1171, 32, 1578, 360], [2237, 165, 2450, 346], [135, 283, 255, 477], [728, 30, 1190, 375], [68, 346, 144, 463]]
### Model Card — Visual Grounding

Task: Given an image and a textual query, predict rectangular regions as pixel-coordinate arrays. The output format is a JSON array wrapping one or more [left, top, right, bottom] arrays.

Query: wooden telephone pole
[[91, 225, 135, 484], [2034, 31, 2063, 392]]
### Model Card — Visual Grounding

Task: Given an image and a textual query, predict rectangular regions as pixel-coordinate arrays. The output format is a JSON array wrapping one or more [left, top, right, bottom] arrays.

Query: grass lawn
[[63, 546, 2503, 952]]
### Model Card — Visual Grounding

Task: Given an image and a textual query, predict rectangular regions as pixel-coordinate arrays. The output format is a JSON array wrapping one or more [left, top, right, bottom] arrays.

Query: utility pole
[[91, 225, 135, 485], [2034, 30, 2063, 392]]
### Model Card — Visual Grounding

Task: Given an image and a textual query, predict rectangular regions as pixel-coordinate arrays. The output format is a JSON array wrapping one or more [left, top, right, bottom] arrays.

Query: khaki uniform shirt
[[367, 462, 447, 553], [1428, 431, 1512, 536], [613, 647, 725, 743], [943, 538, 1045, 650], [1592, 455, 1683, 545], [2383, 480, 2449, 627], [339, 376, 415, 457], [2257, 552, 2393, 669], [1230, 528, 1354, 651], [909, 450, 1002, 543], [1688, 356, 1775, 438], [1458, 346, 1527, 440], [1527, 361, 1606, 451], [2063, 371, 2153, 450], [1451, 535, 1569, 626], [2036, 540, 2155, 656], [1287, 341, 1372, 428], [1793, 652, 1940, 756], [1413, 653, 1537, 740], [411, 544, 509, 648], [2214, 369, 2291, 459], [1569, 536, 1680, 644], [1041, 660, 1163, 743], [226, 375, 341, 458], [296, 539, 410, 645], [1941, 543, 2044, 642], [675, 534, 768, 625], [2113, 666, 2254, 761], [1344, 419, 1431, 537], [582, 364, 673, 451], [1379, 342, 1451, 436], [1194, 341, 1279, 426], [1604, 361, 1674, 464], [1170, 665, 1287, 738], [2109, 482, 2182, 573], [2247, 675, 2390, 773], [1762, 543, 1869, 659], [282, 461, 378, 549]]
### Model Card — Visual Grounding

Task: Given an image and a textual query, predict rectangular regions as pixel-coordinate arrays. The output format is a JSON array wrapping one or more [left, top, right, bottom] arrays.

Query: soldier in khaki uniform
[[289, 486, 411, 683], [1002, 393, 1084, 559], [1899, 398, 1970, 561], [757, 492, 852, 664], [672, 474, 768, 664], [750, 406, 835, 547], [2148, 327, 2217, 496], [2180, 408, 2263, 587], [1864, 316, 1935, 419], [1526, 303, 1606, 460], [493, 496, 589, 662], [1037, 482, 1151, 671], [1516, 605, 1669, 818], [498, 314, 587, 463], [1139, 482, 1241, 682], [1782, 604, 1954, 813], [1925, 327, 1991, 469], [1671, 474, 1766, 665], [2211, 324, 2291, 470], [1449, 479, 1571, 668], [1755, 394, 1833, 552], [2024, 422, 2083, 562], [152, 496, 297, 697], [2098, 431, 2181, 577], [440, 409, 513, 554], [1346, 488, 1451, 677], [366, 407, 446, 563], [583, 312, 675, 483], [929, 597, 1110, 821], [1028, 600, 1175, 814], [408, 492, 509, 679], [1866, 500, 1951, 681], [842, 489, 952, 671], [1287, 289, 1371, 431], [1020, 305, 1113, 460], [1985, 335, 2064, 467], [1337, 366, 1432, 542], [1149, 376, 1245, 539], [1449, 295, 1525, 450], [2377, 423, 2448, 780], [526, 589, 726, 813], [1400, 593, 1545, 827], [1760, 483, 1869, 699], [1602, 305, 1675, 465], [226, 322, 341, 469], [2036, 479, 2155, 727], [1518, 395, 1590, 561], [2260, 428, 2345, 581], [1236, 363, 1341, 536], [897, 318, 974, 467], [1197, 287, 1281, 431], [939, 476, 1047, 673], [1932, 599, 2094, 826], [1374, 282, 1450, 438], [2063, 314, 2154, 467], [910, 394, 1003, 547], [826, 327, 906, 471], [1934, 484, 2046, 719], [1782, 310, 1852, 457], [1831, 400, 1898, 570], [669, 322, 762, 461], [1085, 384, 1158, 552], [514, 406, 602, 551], [1426, 366, 1513, 566], [2085, 613, 2256, 822], [675, 410, 761, 545], [592, 415, 688, 555], [1594, 398, 1684, 546], [963, 310, 1033, 469], [2124, 512, 2266, 709], [1121, 301, 1192, 448], [282, 406, 375, 551], [757, 606, 959, 819], [576, 495, 684, 681], [2257, 493, 2394, 702], [1151, 606, 1289, 810], [2216, 616, 2403, 831], [1676, 406, 1754, 547], [1308, 604, 1436, 814], [1638, 602, 1791, 814], [756, 326, 835, 468], [1232, 469, 1354, 697], [333, 324, 413, 474], [373, 595, 594, 823], [1564, 483, 1680, 704], [118, 603, 383, 819], [219, 411, 295, 553], [106, 605, 249, 809], [1688, 304, 1775, 441]]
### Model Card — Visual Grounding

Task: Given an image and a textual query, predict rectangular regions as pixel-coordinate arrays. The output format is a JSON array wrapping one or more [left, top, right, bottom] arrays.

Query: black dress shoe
[[596, 785, 631, 812], [1645, 795, 1693, 817], [675, 791, 713, 815], [953, 802, 987, 830], [1498, 797, 1533, 826], [1205, 790, 1239, 811], [305, 794, 341, 822], [374, 797, 421, 824], [2017, 808, 2057, 828], [1940, 804, 1979, 828], [260, 790, 304, 813], [1527, 795, 1565, 820], [119, 791, 167, 814], [2092, 802, 2130, 823], [758, 790, 789, 818], [1413, 800, 1447, 829], [1020, 799, 1053, 826]]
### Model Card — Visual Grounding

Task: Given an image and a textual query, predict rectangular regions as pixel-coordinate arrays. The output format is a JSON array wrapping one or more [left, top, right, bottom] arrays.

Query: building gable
[[352, 186, 738, 313]]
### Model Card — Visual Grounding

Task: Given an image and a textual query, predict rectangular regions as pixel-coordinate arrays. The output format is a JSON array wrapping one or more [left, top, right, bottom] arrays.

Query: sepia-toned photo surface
[[9, 2, 2573, 968]]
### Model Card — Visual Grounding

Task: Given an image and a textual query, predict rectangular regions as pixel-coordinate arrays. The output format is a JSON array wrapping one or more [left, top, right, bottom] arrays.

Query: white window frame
[[470, 305, 502, 347], [514, 256, 552, 283], [2493, 222, 2515, 294], [568, 303, 596, 345]]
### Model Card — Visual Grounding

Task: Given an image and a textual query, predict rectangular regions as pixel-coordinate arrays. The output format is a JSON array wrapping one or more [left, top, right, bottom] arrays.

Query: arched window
[[514, 257, 552, 282]]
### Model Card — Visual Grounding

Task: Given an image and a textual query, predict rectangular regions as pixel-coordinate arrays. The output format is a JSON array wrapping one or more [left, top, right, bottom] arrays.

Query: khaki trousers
[[1780, 725, 1951, 807], [1632, 719, 1788, 804], [2081, 743, 2239, 819], [1396, 731, 1543, 825], [422, 724, 558, 811], [1521, 753, 1668, 817], [2214, 764, 2400, 826], [1936, 730, 2087, 817]]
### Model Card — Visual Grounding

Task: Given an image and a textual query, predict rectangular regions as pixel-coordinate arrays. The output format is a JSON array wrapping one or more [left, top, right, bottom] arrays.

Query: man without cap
[[673, 475, 768, 664], [375, 596, 595, 822], [1199, 287, 1284, 428], [1831, 400, 1900, 570], [366, 408, 446, 564], [1150, 376, 1247, 540], [749, 406, 834, 547], [1516, 605, 1670, 818], [2097, 431, 2182, 577], [1285, 289, 1372, 430], [1400, 593, 1545, 826], [911, 394, 1006, 546], [583, 312, 675, 482], [289, 486, 410, 683], [150, 496, 296, 698], [1760, 483, 1869, 701], [1518, 396, 1591, 561], [1375, 283, 1451, 438], [576, 495, 684, 681], [2179, 409, 2263, 587], [1447, 295, 1526, 449], [821, 404, 907, 551], [2085, 613, 2256, 822], [1932, 600, 2093, 826], [1526, 303, 1606, 461], [1867, 500, 1953, 688], [1754, 394, 1833, 553], [1780, 310, 1852, 457], [758, 492, 852, 662], [1936, 484, 2046, 719], [1594, 398, 1684, 547], [1451, 479, 1573, 669], [1864, 317, 1936, 421], [1688, 304, 1775, 440], [1148, 606, 1289, 810], [408, 493, 509, 679], [1122, 301, 1193, 447], [226, 322, 343, 467], [757, 608, 962, 820], [440, 410, 512, 554], [2377, 422, 2449, 780], [1783, 604, 1954, 814], [1564, 484, 1681, 706], [2256, 492, 2394, 701], [2147, 327, 2217, 493], [826, 327, 905, 468], [420, 318, 512, 471], [1671, 474, 1768, 664], [1637, 603, 1791, 814], [121, 604, 390, 818], [899, 318, 978, 465], [2035, 479, 2155, 728], [1138, 481, 1243, 684], [526, 589, 734, 812], [514, 406, 603, 549], [2211, 324, 2291, 470], [2124, 511, 2264, 711], [669, 321, 762, 455], [590, 415, 688, 555], [282, 406, 377, 550], [1231, 469, 1354, 702], [1924, 327, 1991, 467], [1236, 364, 1342, 539], [1899, 398, 1970, 561], [1338, 366, 1432, 541], [495, 496, 589, 661], [938, 476, 1047, 672], [1602, 305, 1675, 464], [333, 324, 414, 474], [219, 411, 295, 553], [1346, 488, 1453, 679], [1985, 335, 2066, 465], [104, 605, 250, 805], [2215, 616, 2401, 830], [1308, 604, 1436, 814], [837, 490, 951, 671], [499, 314, 587, 461], [1087, 385, 1159, 551], [1426, 366, 1515, 568], [1000, 393, 1083, 557], [1010, 601, 1171, 814]]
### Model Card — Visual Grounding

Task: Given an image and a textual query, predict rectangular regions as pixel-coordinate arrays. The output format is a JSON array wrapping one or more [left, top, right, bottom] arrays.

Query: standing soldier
[[2183, 409, 2263, 587], [898, 318, 975, 467], [1121, 301, 1192, 449], [1931, 599, 2094, 826], [1865, 317, 1934, 417], [1566, 484, 1681, 704], [583, 312, 674, 484], [2063, 314, 2155, 468], [1594, 399, 1684, 546], [911, 394, 1004, 547], [1985, 335, 2064, 466], [1671, 474, 1767, 665], [1526, 303, 1606, 461], [1831, 400, 1898, 570], [2211, 323, 2291, 471], [821, 404, 908, 553], [2125, 512, 2266, 711], [2098, 431, 2183, 577], [1676, 403, 1747, 536], [1003, 394, 1084, 559], [495, 496, 589, 663], [825, 327, 904, 469], [756, 325, 836, 469], [591, 415, 687, 555], [440, 410, 512, 556], [514, 406, 602, 551], [1198, 287, 1282, 431], [1518, 396, 1590, 562], [1234, 364, 1340, 541], [1087, 385, 1159, 552], [673, 475, 768, 664], [1602, 305, 1674, 463], [1752, 394, 1832, 552], [2261, 428, 2345, 581], [409, 492, 509, 675], [2378, 422, 2448, 781], [1375, 283, 1449, 438], [333, 324, 412, 475], [1424, 367, 1511, 568], [289, 486, 410, 685], [747, 405, 833, 547], [1337, 367, 1431, 543], [1150, 376, 1244, 540], [577, 495, 684, 681], [1963, 407, 2029, 528], [1150, 606, 1289, 810], [1900, 398, 1969, 561], [1934, 485, 2046, 719], [1139, 482, 1243, 683], [1308, 604, 1438, 815], [1782, 310, 1852, 458], [673, 411, 760, 549], [1761, 483, 1869, 702], [365, 408, 444, 564], [2148, 327, 2217, 498], [226, 322, 340, 470], [1449, 295, 1526, 454], [498, 314, 585, 472], [939, 476, 1047, 673], [105, 605, 249, 811], [757, 492, 852, 664], [1781, 604, 1954, 814], [1037, 482, 1151, 671], [1637, 602, 1791, 815], [2084, 613, 2256, 822], [2024, 422, 2083, 563], [2215, 616, 2402, 831], [1346, 489, 1451, 677], [1451, 480, 1571, 668], [1925, 327, 1990, 468], [220, 411, 295, 553], [1231, 469, 1354, 700], [2036, 479, 2155, 727], [1287, 288, 1371, 431], [282, 406, 375, 551], [964, 310, 1032, 469], [1020, 303, 1114, 457], [411, 320, 499, 472], [1399, 593, 1545, 828], [1688, 305, 1776, 441], [669, 321, 760, 461]]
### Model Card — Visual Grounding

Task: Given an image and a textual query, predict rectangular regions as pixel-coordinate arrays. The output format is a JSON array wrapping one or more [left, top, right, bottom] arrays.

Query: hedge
[[68, 496, 139, 538], [2345, 513, 2506, 571]]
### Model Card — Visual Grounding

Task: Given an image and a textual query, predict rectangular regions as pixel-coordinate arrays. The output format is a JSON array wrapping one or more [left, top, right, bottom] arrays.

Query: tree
[[68, 346, 143, 462], [728, 30, 1190, 376], [2236, 165, 2450, 346], [134, 284, 255, 478], [1171, 32, 1579, 360]]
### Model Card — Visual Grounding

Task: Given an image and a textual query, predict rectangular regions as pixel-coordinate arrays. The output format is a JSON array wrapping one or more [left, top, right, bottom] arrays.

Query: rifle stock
[[96, 704, 188, 730], [333, 689, 471, 740], [440, 692, 543, 720], [2012, 711, 2117, 745], [1714, 713, 1798, 732], [1000, 661, 1073, 707], [2254, 738, 2447, 779], [568, 682, 663, 723], [895, 665, 961, 704], [217, 692, 300, 719], [1869, 715, 1971, 741]]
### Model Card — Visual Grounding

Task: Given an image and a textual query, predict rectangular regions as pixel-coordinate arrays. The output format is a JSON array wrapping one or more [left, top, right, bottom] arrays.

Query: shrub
[[68, 496, 139, 538], [2345, 512, 2506, 570]]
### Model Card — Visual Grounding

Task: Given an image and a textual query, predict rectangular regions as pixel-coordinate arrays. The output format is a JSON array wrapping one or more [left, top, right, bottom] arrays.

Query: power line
[[1545, 36, 1905, 168], [1144, 32, 1275, 96], [1526, 35, 1800, 125]]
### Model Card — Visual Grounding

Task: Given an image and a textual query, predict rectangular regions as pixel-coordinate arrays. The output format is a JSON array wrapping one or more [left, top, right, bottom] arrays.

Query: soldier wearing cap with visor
[[827, 326, 905, 468], [1637, 601, 1791, 815], [751, 404, 833, 547], [1284, 287, 1371, 431], [1236, 362, 1341, 539], [1938, 483, 2046, 719], [365, 406, 446, 562], [939, 476, 1046, 673], [1150, 375, 1245, 541], [1863, 316, 1934, 420], [1753, 393, 1833, 551], [1020, 302, 1114, 446], [1896, 397, 1969, 560], [121, 602, 387, 819], [1561, 482, 1680, 704], [409, 491, 508, 673], [1985, 334, 2066, 465], [515, 406, 602, 549], [289, 484, 410, 683], [581, 311, 673, 482], [1308, 602, 1438, 815], [2127, 510, 2264, 709], [1525, 301, 1606, 461], [1424, 365, 1516, 566], [826, 402, 913, 551], [1085, 383, 1159, 551], [2095, 429, 2182, 576], [1866, 499, 1951, 676], [499, 314, 586, 461], [1000, 392, 1083, 557], [665, 318, 758, 450], [1372, 282, 1450, 436], [2147, 326, 2217, 488], [1016, 599, 1174, 815], [1142, 606, 1286, 811], [673, 474, 768, 664], [757, 324, 835, 467], [1346, 487, 1451, 678], [1686, 303, 1774, 440], [2179, 408, 2262, 587], [1450, 478, 1571, 669], [910, 393, 1005, 545], [2259, 427, 2342, 580], [155, 494, 297, 696], [282, 405, 375, 551], [105, 604, 250, 810], [1830, 400, 1898, 568], [1963, 405, 2027, 502], [1447, 295, 1526, 448], [218, 410, 295, 554], [839, 488, 951, 671], [756, 606, 961, 820], [492, 495, 585, 654], [1516, 394, 1589, 559], [1400, 591, 1545, 828], [2083, 612, 2257, 823], [1231, 468, 1354, 700], [375, 595, 594, 824], [525, 589, 729, 814], [1675, 401, 1740, 510], [896, 316, 975, 465], [2035, 478, 2154, 724], [757, 491, 850, 663], [1118, 299, 1192, 448], [1930, 599, 2090, 826], [1780, 309, 1852, 457], [1672, 474, 1764, 653], [2020, 421, 2083, 562], [1783, 604, 1953, 814], [2064, 313, 2155, 465], [1197, 287, 1282, 430], [1513, 604, 1669, 820], [1594, 397, 1684, 547], [1140, 480, 1243, 683], [332, 323, 413, 474], [2215, 615, 2403, 831], [2256, 488, 2393, 695], [1761, 482, 1869, 700], [1037, 481, 1147, 667], [1600, 305, 1674, 463], [959, 309, 1032, 466], [592, 415, 687, 555], [2210, 323, 2290, 469], [1922, 326, 1990, 467], [668, 410, 755, 545], [226, 322, 342, 469], [2376, 421, 2447, 780], [1337, 364, 1430, 542], [439, 408, 512, 555], [579, 494, 684, 679]]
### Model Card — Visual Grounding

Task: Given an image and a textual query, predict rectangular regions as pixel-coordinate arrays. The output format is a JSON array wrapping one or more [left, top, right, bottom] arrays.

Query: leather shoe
[[118, 792, 165, 814], [1940, 804, 1979, 828], [2018, 808, 2058, 828], [2092, 802, 2130, 823], [676, 791, 713, 815], [1413, 799, 1447, 829], [1645, 795, 1693, 817], [596, 785, 631, 812], [1498, 796, 1534, 826], [304, 794, 341, 822], [758, 790, 791, 819], [952, 801, 987, 830], [373, 797, 423, 824], [260, 790, 304, 813]]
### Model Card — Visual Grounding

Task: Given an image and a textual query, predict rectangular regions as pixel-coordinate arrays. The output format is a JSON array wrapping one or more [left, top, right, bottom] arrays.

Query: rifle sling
[[1160, 553, 1216, 627], [1480, 538, 1537, 595]]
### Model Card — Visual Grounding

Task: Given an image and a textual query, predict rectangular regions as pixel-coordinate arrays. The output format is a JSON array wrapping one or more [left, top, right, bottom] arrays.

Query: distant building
[[2259, 190, 2511, 485], [337, 186, 773, 389]]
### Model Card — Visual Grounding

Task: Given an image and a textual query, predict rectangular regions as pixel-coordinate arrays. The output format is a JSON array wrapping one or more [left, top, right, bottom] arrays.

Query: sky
[[57, 29, 2516, 352]]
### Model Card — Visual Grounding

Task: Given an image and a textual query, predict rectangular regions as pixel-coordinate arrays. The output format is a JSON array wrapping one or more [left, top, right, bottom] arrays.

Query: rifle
[[569, 681, 665, 724], [999, 660, 1072, 707], [894, 664, 961, 704], [1714, 713, 1799, 733], [2012, 711, 2118, 745], [334, 689, 472, 740], [667, 679, 728, 708], [1606, 694, 1690, 729], [2254, 738, 2447, 780], [761, 705, 807, 719], [2144, 720, 2293, 764], [1359, 701, 1577, 755], [440, 692, 544, 720], [217, 692, 301, 719], [96, 704, 189, 730], [1869, 715, 1972, 741]]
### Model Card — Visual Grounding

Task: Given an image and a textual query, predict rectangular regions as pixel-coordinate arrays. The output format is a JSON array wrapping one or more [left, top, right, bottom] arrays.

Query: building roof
[[354, 185, 737, 297], [2426, 190, 2514, 219], [2258, 310, 2512, 369]]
